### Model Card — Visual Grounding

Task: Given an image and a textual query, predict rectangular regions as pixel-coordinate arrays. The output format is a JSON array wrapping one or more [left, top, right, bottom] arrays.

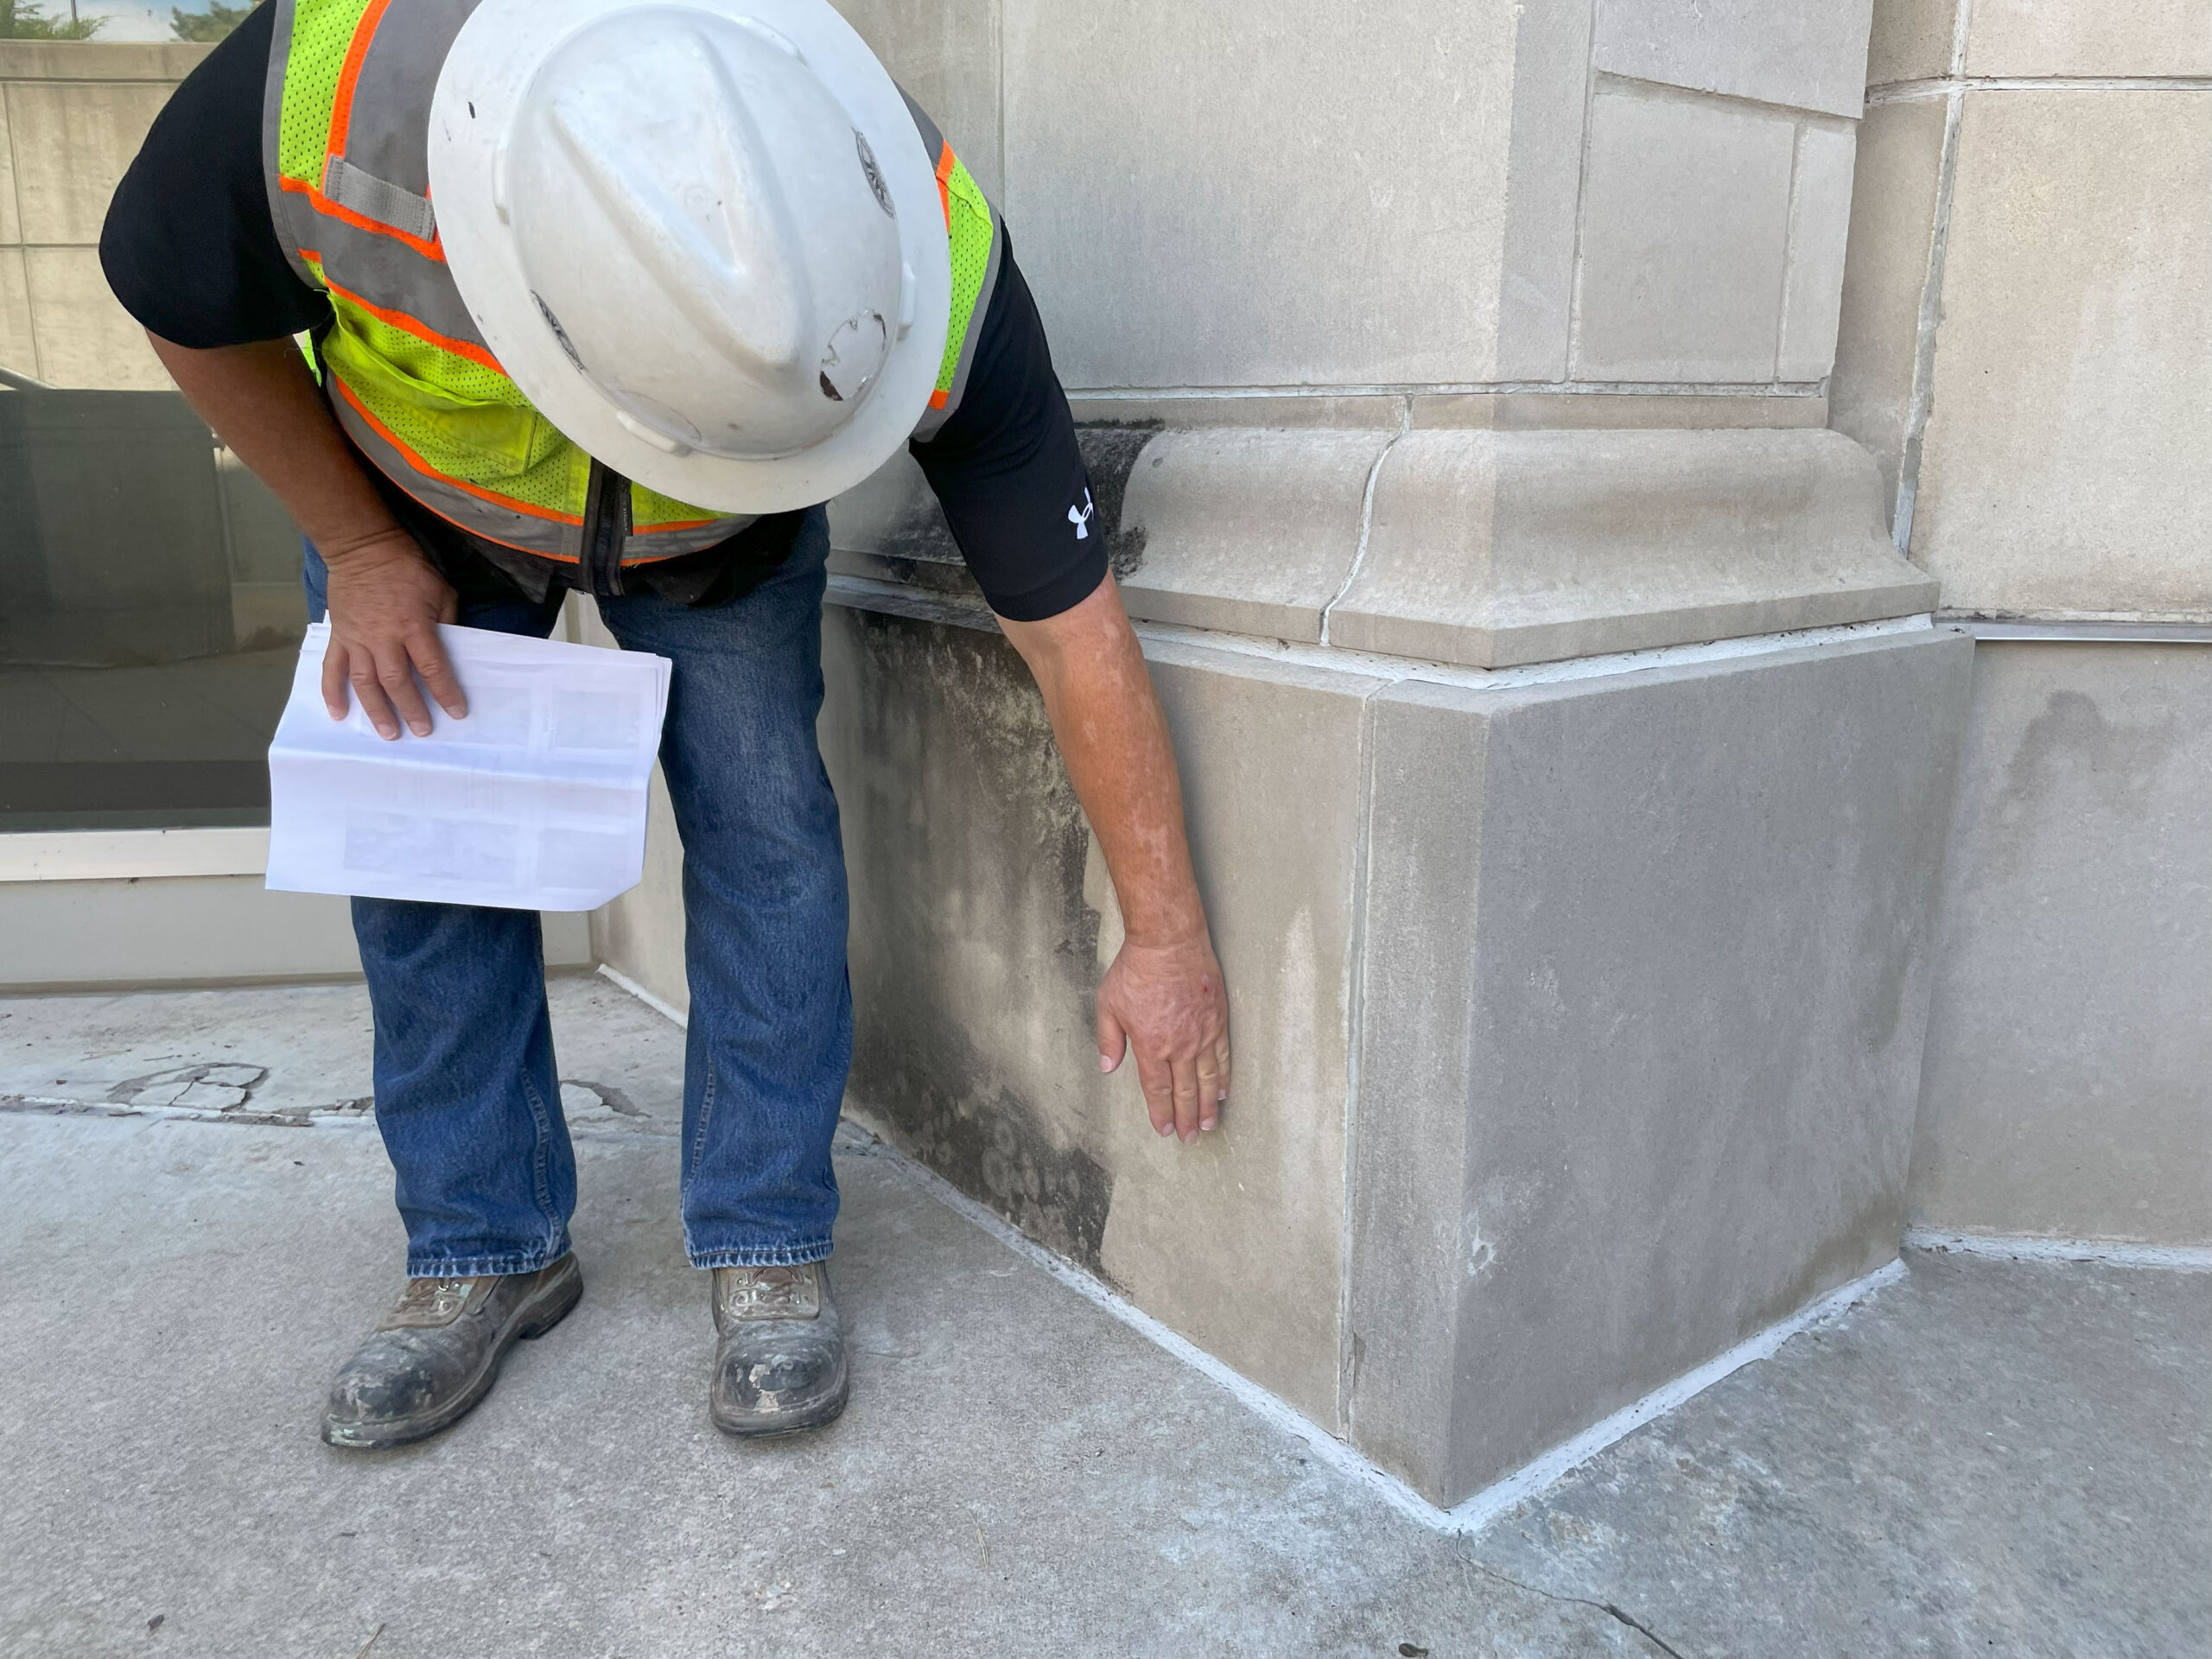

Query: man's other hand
[[1096, 931, 1231, 1144], [320, 531, 467, 740]]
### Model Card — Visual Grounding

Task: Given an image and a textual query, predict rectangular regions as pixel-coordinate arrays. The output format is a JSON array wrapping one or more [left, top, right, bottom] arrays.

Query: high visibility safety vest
[[262, 0, 1001, 575]]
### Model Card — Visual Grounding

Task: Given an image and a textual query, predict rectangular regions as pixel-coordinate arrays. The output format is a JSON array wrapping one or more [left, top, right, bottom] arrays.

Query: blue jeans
[[304, 511, 851, 1275]]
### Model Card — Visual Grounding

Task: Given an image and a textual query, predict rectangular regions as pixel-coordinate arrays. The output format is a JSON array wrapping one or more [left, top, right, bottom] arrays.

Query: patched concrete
[[0, 981, 2203, 1658]]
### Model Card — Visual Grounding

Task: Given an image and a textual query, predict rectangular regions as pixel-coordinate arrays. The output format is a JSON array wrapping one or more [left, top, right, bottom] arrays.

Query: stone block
[[1571, 86, 1797, 384], [0, 249, 35, 381], [1827, 94, 1948, 524], [1347, 626, 1974, 1503], [828, 0, 1004, 200], [3, 78, 175, 245], [825, 444, 962, 570], [1592, 0, 1877, 119], [1000, 0, 1519, 389], [1966, 0, 2212, 77], [819, 604, 1380, 1424], [1913, 91, 2212, 619], [1065, 393, 1407, 431], [0, 42, 211, 83], [1408, 391, 1828, 430], [1777, 124, 1859, 382], [1494, 0, 1597, 382], [1866, 0, 1962, 86], [1912, 641, 2212, 1246], [0, 876, 360, 988], [1331, 427, 1939, 669], [1114, 428, 1391, 643], [0, 88, 19, 246], [24, 245, 168, 391]]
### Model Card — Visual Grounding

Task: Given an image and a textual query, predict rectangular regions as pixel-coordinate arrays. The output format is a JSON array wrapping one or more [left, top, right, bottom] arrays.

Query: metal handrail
[[0, 363, 54, 391]]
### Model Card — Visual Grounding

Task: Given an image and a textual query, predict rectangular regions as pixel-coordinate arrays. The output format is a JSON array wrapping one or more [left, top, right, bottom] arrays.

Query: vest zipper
[[581, 458, 630, 598]]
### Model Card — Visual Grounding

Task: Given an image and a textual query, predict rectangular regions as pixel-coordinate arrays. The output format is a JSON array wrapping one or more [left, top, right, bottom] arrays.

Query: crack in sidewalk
[[1461, 1557, 1691, 1659]]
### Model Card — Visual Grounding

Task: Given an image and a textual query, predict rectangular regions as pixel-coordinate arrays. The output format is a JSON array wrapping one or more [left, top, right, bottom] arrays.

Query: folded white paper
[[266, 621, 671, 912]]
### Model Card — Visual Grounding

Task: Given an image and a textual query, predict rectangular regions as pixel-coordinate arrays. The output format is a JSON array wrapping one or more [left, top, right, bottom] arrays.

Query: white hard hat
[[429, 0, 952, 514]]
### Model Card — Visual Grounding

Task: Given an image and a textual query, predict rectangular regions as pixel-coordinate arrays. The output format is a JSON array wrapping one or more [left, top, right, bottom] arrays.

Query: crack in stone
[[1460, 1558, 1691, 1659]]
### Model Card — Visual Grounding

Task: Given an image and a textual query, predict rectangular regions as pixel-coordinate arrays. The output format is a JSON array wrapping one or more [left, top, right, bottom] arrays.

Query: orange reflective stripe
[[935, 144, 956, 227], [927, 389, 949, 409], [329, 375, 583, 527], [280, 175, 446, 261], [632, 518, 721, 536], [327, 0, 394, 163], [325, 277, 501, 374]]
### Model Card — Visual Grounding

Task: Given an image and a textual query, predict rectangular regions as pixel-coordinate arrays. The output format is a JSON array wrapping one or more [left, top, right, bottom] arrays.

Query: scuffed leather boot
[[322, 1255, 582, 1450], [708, 1262, 849, 1438]]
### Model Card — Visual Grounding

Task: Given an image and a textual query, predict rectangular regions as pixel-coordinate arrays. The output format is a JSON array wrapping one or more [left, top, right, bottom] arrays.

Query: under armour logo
[[1069, 489, 1096, 540]]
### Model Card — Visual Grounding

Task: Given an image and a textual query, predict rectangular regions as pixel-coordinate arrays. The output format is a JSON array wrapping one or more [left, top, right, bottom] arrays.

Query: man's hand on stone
[[320, 531, 467, 740], [1096, 931, 1231, 1144]]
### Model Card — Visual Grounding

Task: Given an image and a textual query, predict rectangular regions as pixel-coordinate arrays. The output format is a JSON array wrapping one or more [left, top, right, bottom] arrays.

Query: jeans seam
[[690, 1240, 834, 1270], [406, 1251, 555, 1278], [686, 1052, 719, 1188], [519, 1068, 560, 1242]]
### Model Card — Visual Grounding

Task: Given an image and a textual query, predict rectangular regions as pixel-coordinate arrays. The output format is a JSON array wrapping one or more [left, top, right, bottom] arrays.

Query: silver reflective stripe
[[911, 219, 1002, 444], [301, 213, 489, 346], [261, 0, 317, 287], [327, 387, 583, 562], [898, 84, 944, 167], [322, 155, 438, 244]]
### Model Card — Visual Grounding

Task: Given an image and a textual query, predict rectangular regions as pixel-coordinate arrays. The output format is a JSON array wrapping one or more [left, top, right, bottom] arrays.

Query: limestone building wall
[[0, 41, 208, 391], [1831, 0, 2211, 1249], [601, 0, 1980, 1507], [836, 0, 1872, 431]]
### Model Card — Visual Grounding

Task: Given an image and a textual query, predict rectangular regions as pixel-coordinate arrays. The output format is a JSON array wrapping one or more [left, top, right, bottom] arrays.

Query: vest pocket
[[321, 308, 552, 481]]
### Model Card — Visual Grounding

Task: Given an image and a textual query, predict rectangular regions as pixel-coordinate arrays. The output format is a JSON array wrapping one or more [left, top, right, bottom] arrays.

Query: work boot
[[708, 1262, 849, 1438], [321, 1255, 582, 1450]]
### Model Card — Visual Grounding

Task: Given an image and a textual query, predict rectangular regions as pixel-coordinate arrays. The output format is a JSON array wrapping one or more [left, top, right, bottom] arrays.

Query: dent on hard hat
[[501, 9, 903, 461]]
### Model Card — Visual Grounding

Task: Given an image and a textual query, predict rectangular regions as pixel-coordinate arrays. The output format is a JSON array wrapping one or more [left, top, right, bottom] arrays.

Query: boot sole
[[321, 1257, 583, 1452]]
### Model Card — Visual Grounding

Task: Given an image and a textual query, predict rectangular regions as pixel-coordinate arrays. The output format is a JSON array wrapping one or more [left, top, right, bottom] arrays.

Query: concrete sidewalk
[[0, 979, 2204, 1658]]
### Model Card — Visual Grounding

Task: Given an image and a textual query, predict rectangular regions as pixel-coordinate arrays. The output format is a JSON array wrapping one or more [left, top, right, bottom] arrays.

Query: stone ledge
[[828, 425, 1939, 668], [1340, 429, 1940, 667], [0, 42, 213, 81]]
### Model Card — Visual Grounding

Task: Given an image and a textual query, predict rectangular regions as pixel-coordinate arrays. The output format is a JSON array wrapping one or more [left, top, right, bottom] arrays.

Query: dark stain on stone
[[890, 1068, 1114, 1272], [839, 485, 963, 566], [1077, 422, 1160, 582], [830, 608, 1118, 1273], [1987, 685, 2177, 877]]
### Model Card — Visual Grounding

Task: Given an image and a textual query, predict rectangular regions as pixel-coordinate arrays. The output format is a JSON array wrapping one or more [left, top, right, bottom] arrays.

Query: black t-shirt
[[99, 3, 1103, 621]]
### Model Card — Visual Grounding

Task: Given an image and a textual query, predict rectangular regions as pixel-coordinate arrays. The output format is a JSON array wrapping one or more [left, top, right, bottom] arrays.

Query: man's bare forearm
[[1001, 575, 1230, 1141], [999, 576, 1201, 945], [147, 331, 466, 736], [145, 333, 405, 559]]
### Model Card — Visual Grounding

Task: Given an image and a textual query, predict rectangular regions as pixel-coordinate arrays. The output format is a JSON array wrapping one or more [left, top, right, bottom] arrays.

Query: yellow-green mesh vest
[[261, 0, 1000, 565]]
